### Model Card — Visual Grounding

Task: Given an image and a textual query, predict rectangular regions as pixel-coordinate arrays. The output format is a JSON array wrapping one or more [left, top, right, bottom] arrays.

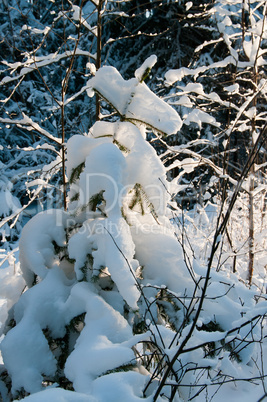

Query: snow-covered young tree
[[0, 58, 266, 402]]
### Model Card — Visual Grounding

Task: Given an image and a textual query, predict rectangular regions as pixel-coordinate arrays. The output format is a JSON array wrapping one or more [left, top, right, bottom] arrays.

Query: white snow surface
[[68, 216, 140, 309], [19, 388, 96, 401], [19, 209, 69, 285], [66, 135, 111, 178], [1, 270, 150, 398], [1, 268, 71, 394], [18, 371, 158, 402], [0, 250, 25, 335], [79, 142, 126, 216], [64, 282, 138, 393]]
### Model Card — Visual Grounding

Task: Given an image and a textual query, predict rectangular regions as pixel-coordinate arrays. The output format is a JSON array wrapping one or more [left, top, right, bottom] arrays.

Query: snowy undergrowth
[[176, 196, 267, 288], [0, 61, 266, 402]]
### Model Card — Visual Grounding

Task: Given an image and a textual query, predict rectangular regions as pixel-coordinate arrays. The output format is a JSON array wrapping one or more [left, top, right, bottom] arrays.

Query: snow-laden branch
[[0, 114, 61, 145], [226, 79, 267, 137], [165, 55, 237, 85], [155, 133, 240, 188], [0, 185, 44, 230], [0, 76, 24, 108], [0, 49, 96, 85]]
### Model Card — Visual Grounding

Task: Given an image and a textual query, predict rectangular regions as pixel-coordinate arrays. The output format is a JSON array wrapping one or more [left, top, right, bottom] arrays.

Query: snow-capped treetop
[[87, 65, 182, 135]]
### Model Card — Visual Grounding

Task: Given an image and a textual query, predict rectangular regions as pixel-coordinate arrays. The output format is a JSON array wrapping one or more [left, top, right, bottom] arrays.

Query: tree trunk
[[95, 0, 103, 121], [248, 176, 254, 285]]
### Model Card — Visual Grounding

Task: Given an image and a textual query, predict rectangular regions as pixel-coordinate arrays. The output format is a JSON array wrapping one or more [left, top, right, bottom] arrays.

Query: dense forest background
[[0, 1, 266, 401]]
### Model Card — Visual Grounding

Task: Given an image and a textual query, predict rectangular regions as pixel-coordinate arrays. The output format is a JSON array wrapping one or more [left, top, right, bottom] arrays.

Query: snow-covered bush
[[0, 61, 266, 402], [0, 58, 185, 400]]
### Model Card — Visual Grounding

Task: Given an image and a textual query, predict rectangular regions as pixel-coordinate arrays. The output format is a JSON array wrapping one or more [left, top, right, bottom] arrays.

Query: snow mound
[[19, 209, 69, 285]]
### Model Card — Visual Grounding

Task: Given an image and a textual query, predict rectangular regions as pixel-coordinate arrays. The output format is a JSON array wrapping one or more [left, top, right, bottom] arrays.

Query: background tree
[[150, 0, 267, 285], [0, 0, 130, 241]]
